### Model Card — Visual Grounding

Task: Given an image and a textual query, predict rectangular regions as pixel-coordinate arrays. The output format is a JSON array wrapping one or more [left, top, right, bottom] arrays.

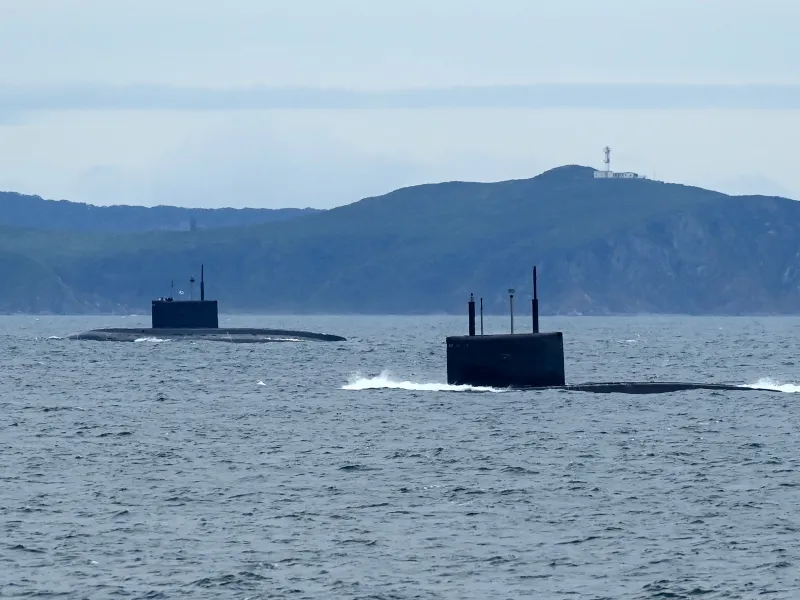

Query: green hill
[[2, 165, 800, 315], [0, 191, 320, 233]]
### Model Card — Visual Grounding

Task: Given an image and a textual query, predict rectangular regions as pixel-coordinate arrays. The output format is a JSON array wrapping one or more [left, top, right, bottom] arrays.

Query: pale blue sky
[[1, 0, 799, 207]]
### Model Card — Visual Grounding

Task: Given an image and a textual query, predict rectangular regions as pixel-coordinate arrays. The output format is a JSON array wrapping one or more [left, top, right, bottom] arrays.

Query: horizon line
[[2, 82, 800, 111], [3, 165, 797, 211]]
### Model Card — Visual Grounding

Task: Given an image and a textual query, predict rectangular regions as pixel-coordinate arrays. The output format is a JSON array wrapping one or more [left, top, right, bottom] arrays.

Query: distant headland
[[2, 159, 800, 316]]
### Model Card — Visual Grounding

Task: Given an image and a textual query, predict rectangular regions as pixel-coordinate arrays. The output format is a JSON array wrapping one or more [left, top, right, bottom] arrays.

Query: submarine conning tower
[[446, 266, 566, 388], [151, 264, 219, 329]]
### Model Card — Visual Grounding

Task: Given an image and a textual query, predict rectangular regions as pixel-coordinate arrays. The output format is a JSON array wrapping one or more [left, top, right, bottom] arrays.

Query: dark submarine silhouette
[[68, 265, 346, 343], [446, 266, 771, 394]]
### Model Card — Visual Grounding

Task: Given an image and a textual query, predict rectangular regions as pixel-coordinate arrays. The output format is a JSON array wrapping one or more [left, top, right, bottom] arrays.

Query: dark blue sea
[[2, 314, 800, 599]]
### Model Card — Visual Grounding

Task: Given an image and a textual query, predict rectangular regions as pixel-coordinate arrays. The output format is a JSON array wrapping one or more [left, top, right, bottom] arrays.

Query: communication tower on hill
[[593, 146, 644, 180]]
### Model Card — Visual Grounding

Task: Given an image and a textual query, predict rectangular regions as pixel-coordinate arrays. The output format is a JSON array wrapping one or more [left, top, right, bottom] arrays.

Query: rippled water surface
[[2, 313, 800, 599]]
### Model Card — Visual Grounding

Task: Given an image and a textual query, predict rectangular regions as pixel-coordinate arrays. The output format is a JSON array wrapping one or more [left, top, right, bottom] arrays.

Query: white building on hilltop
[[593, 146, 646, 179], [594, 170, 642, 179]]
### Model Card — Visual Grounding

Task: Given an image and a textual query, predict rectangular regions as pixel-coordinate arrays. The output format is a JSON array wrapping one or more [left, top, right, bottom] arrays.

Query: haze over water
[[2, 314, 800, 598]]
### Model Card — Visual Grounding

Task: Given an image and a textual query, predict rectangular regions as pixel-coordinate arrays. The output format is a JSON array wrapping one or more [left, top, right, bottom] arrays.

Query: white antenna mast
[[604, 146, 611, 173]]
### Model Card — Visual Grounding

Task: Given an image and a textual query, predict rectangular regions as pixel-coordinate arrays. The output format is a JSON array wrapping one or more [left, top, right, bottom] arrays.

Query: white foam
[[134, 337, 170, 343], [744, 378, 800, 393], [257, 380, 266, 386], [342, 370, 504, 393]]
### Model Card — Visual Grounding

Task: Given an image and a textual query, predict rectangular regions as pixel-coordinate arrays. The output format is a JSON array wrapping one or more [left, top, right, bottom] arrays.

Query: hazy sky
[[1, 0, 799, 208]]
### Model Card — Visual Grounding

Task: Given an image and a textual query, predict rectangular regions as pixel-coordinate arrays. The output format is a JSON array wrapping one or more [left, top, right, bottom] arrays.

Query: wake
[[744, 378, 800, 393], [341, 372, 800, 394], [342, 370, 504, 393]]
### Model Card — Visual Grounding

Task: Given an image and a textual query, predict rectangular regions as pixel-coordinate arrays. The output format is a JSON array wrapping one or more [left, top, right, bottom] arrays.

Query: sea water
[[2, 314, 799, 599]]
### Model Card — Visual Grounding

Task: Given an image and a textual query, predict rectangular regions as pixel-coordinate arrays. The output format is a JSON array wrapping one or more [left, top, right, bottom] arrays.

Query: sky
[[1, 0, 799, 208]]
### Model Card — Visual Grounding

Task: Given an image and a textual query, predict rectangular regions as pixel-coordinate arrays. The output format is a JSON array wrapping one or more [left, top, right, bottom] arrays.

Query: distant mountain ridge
[[1, 165, 800, 315], [0, 191, 321, 233]]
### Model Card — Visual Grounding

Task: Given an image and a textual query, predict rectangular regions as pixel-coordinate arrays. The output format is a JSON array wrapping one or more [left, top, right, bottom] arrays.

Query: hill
[[0, 191, 321, 233], [2, 164, 800, 315]]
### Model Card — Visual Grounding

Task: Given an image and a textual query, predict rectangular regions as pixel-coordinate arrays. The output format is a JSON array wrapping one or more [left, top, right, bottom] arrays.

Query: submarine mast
[[532, 266, 539, 333]]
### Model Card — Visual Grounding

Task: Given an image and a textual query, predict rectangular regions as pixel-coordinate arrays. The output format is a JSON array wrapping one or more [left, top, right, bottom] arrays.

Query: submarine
[[68, 265, 346, 343], [446, 266, 771, 395]]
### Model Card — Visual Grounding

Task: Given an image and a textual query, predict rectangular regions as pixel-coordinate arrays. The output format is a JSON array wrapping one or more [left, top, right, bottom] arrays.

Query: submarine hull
[[508, 381, 766, 394], [440, 267, 776, 395], [68, 327, 346, 343], [70, 265, 347, 343]]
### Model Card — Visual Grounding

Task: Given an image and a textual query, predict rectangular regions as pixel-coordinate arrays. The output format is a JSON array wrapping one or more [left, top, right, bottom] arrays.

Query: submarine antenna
[[468, 293, 476, 336], [170, 280, 174, 300], [508, 288, 515, 334], [480, 297, 484, 335], [532, 266, 539, 333], [200, 264, 205, 301], [189, 275, 195, 301]]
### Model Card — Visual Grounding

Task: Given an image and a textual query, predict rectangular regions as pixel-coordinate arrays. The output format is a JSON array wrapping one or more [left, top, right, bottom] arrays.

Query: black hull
[[516, 381, 770, 394], [68, 327, 346, 343]]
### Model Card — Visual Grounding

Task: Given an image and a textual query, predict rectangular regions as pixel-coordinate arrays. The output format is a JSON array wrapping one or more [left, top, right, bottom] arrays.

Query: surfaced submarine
[[446, 266, 771, 394], [68, 265, 346, 343]]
